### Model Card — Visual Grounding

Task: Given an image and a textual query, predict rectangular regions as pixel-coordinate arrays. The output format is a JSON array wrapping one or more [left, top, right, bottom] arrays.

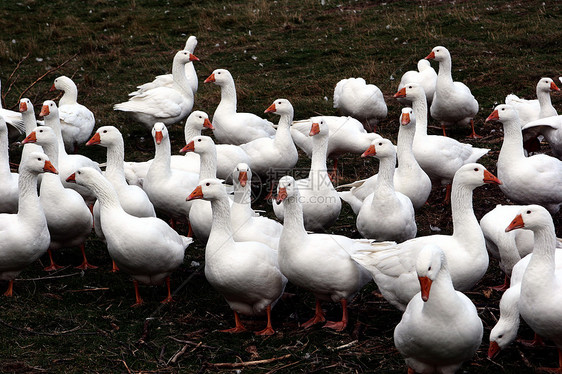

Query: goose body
[[0, 116, 19, 213], [356, 138, 417, 242], [505, 77, 559, 125], [522, 114, 562, 160], [273, 120, 341, 231], [395, 83, 489, 186], [350, 164, 500, 311], [187, 178, 286, 335], [129, 35, 199, 96], [426, 46, 480, 137], [486, 104, 562, 214], [68, 167, 192, 305], [394, 245, 483, 374], [51, 76, 95, 152], [205, 69, 275, 145], [19, 99, 44, 165], [333, 77, 387, 131], [396, 59, 437, 106], [114, 51, 198, 129], [0, 80, 25, 140], [0, 152, 57, 296]]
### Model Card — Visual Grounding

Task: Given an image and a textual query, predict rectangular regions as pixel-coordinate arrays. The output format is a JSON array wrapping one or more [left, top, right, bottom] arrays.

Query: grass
[[1, 0, 562, 372]]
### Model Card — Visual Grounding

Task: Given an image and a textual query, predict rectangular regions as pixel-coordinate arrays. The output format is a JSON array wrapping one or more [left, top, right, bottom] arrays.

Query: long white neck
[[171, 59, 193, 99], [86, 173, 123, 213], [411, 95, 429, 138], [22, 109, 36, 136], [197, 148, 217, 181], [524, 222, 557, 286], [184, 125, 202, 144], [450, 180, 481, 243], [279, 194, 308, 244], [37, 139, 59, 170], [105, 139, 128, 187], [536, 87, 557, 118], [436, 55, 454, 89], [231, 182, 254, 222], [44, 113, 68, 157], [422, 262, 459, 316], [17, 168, 45, 226], [0, 128, 11, 178], [273, 110, 295, 150], [372, 153, 397, 203], [396, 121, 419, 171], [151, 137, 172, 178], [207, 195, 235, 256], [309, 133, 330, 190], [59, 82, 78, 106], [217, 79, 237, 113], [499, 120, 525, 161]]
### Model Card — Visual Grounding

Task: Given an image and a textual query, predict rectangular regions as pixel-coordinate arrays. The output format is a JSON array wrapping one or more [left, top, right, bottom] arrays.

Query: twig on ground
[[168, 336, 214, 349], [0, 319, 96, 337], [206, 354, 292, 369], [16, 270, 80, 282]]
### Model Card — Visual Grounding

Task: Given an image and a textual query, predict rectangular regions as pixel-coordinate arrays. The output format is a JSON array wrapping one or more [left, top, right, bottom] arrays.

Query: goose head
[[185, 110, 213, 131], [173, 50, 199, 66], [276, 175, 299, 203], [204, 68, 231, 86], [308, 118, 328, 137], [394, 82, 426, 102], [416, 244, 446, 302], [488, 289, 521, 358], [537, 77, 560, 93], [180, 135, 216, 154], [22, 126, 57, 147], [425, 45, 450, 62], [19, 98, 34, 114], [505, 204, 552, 233], [39, 100, 59, 119], [186, 178, 226, 202], [453, 163, 501, 188], [400, 107, 415, 126], [233, 163, 251, 188], [22, 151, 58, 175], [361, 137, 395, 159], [417, 59, 432, 71], [86, 126, 122, 147], [485, 104, 521, 127], [264, 98, 293, 116], [50, 75, 76, 92], [183, 35, 197, 53], [66, 167, 103, 186], [151, 122, 168, 145]]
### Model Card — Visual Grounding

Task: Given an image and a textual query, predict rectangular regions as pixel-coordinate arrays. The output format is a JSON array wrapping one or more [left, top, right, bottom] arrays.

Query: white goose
[[22, 126, 94, 271], [505, 77, 559, 125], [0, 80, 25, 140], [86, 126, 156, 241], [338, 108, 431, 213], [505, 205, 562, 372], [114, 51, 198, 129], [129, 35, 199, 96], [486, 104, 562, 214], [50, 76, 95, 153], [231, 163, 282, 250], [276, 176, 376, 331], [0, 152, 57, 296], [19, 98, 44, 164], [68, 167, 192, 306], [143, 123, 198, 227], [333, 77, 387, 131], [350, 163, 501, 311], [356, 138, 417, 243], [522, 114, 562, 160], [395, 83, 489, 201], [0, 116, 19, 214], [39, 100, 101, 205], [272, 120, 342, 231], [187, 178, 287, 335], [394, 245, 483, 374], [396, 59, 437, 106], [240, 98, 298, 177], [204, 69, 275, 145], [426, 46, 480, 138]]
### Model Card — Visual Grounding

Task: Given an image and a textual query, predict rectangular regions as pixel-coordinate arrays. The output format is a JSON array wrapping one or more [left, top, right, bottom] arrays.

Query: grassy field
[[1, 0, 562, 372]]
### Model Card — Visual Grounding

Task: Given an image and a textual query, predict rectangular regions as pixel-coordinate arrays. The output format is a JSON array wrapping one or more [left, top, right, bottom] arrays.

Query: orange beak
[[43, 160, 58, 174], [551, 81, 560, 92], [483, 170, 502, 185], [39, 105, 50, 117], [66, 172, 76, 183], [186, 185, 204, 201], [154, 131, 163, 145], [361, 144, 376, 158], [309, 122, 320, 136], [418, 276, 432, 302], [19, 101, 28, 112], [189, 53, 199, 62], [486, 109, 500, 122], [276, 187, 288, 203], [86, 132, 101, 146], [22, 131, 37, 144], [180, 140, 195, 153], [400, 112, 410, 125], [203, 118, 214, 130], [204, 73, 215, 83], [488, 341, 501, 359], [394, 87, 407, 98], [505, 214, 524, 232], [49, 83, 56, 92], [238, 171, 248, 187], [425, 51, 435, 60], [264, 103, 276, 113]]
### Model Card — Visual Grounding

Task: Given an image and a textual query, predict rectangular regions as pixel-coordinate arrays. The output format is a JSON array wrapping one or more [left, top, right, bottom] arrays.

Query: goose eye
[[77, 171, 81, 174], [379, 142, 382, 146], [474, 168, 479, 171], [526, 210, 531, 214], [197, 138, 201, 142], [498, 334, 503, 339], [205, 182, 210, 186], [428, 266, 432, 271], [37, 157, 41, 161], [103, 130, 107, 133], [39, 129, 43, 133]]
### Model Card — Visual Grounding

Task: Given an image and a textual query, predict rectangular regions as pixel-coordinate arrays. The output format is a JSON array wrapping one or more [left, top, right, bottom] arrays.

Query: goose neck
[[396, 123, 417, 167], [233, 184, 252, 205], [207, 196, 235, 253], [411, 98, 429, 136], [273, 112, 294, 148], [152, 138, 172, 175], [499, 121, 525, 160], [309, 134, 329, 189], [198, 149, 217, 181], [526, 224, 557, 277], [217, 80, 237, 113], [450, 181, 480, 240], [59, 84, 78, 106], [184, 127, 202, 144], [39, 141, 59, 170], [105, 141, 127, 186], [280, 195, 308, 241], [88, 174, 122, 210], [17, 169, 43, 223], [0, 129, 10, 177], [172, 60, 193, 99], [44, 115, 67, 156], [436, 57, 454, 86], [22, 110, 37, 136], [423, 266, 458, 314]]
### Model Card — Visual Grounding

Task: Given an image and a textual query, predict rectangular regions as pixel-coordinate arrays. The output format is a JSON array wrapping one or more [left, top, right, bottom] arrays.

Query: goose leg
[[441, 123, 448, 137], [443, 184, 452, 205], [301, 299, 326, 329], [111, 260, 120, 273], [518, 333, 545, 347], [255, 305, 275, 336], [160, 277, 174, 304], [328, 159, 338, 182], [535, 348, 562, 373], [468, 119, 482, 139], [131, 280, 144, 307], [3, 280, 14, 297], [44, 249, 63, 271], [490, 274, 510, 291], [221, 311, 247, 333], [324, 298, 348, 331], [75, 244, 98, 270]]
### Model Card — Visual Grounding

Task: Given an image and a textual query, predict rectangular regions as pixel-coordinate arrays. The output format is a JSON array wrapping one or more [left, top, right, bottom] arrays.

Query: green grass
[[1, 0, 562, 372]]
